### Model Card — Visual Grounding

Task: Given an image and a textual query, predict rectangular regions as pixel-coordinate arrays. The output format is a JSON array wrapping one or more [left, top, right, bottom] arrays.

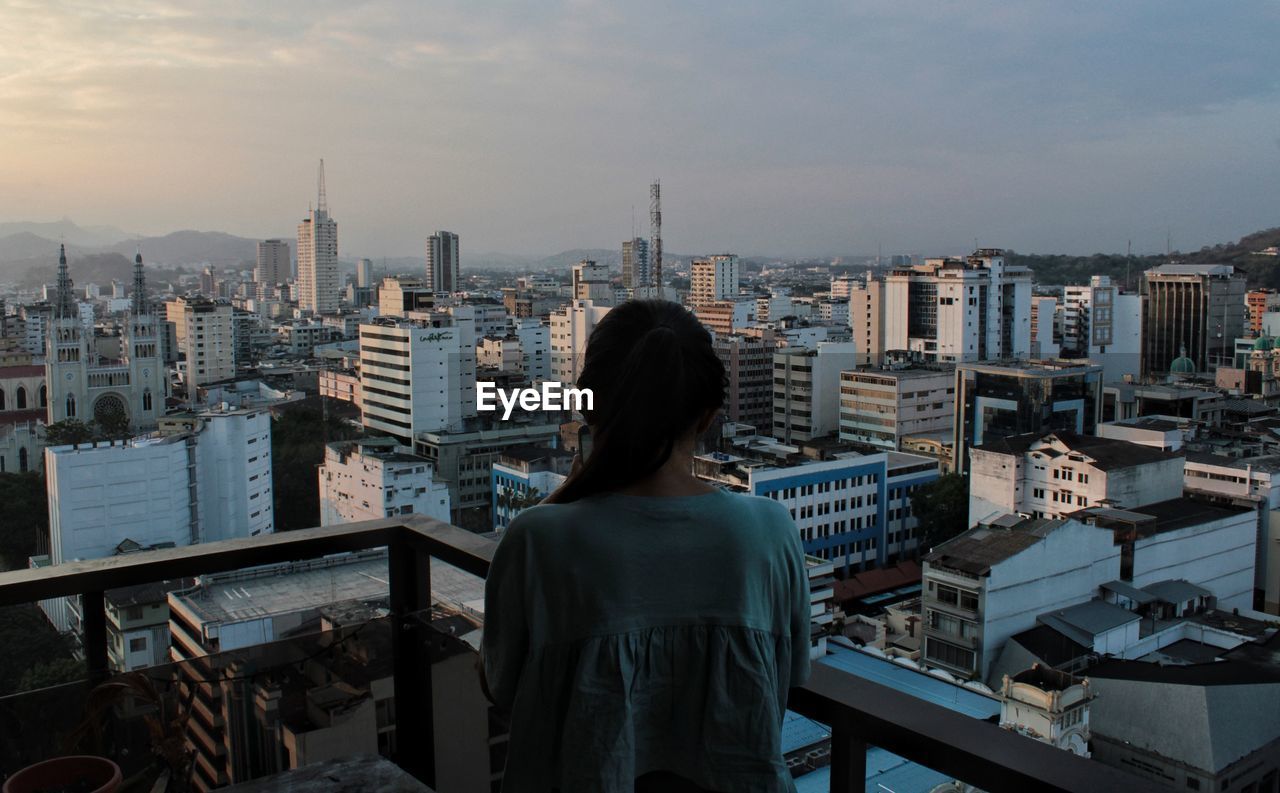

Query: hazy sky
[[2, 1, 1278, 258]]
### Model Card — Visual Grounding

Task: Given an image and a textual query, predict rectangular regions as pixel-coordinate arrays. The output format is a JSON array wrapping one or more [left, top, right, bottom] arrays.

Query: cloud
[[0, 1, 1277, 256]]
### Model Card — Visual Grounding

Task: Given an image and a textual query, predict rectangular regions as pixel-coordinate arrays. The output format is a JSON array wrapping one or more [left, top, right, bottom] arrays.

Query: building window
[[142, 389, 153, 411], [66, 394, 76, 418], [15, 387, 25, 410], [18, 448, 27, 472], [129, 637, 147, 652], [39, 385, 46, 407]]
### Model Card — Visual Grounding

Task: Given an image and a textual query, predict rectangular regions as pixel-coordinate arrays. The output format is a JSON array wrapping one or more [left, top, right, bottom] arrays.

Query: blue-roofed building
[[789, 640, 1001, 791]]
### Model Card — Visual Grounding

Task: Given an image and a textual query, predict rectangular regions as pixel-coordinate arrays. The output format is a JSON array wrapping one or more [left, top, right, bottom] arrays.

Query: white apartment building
[[550, 299, 610, 386], [968, 431, 1185, 527], [690, 254, 740, 308], [883, 250, 1032, 363], [817, 299, 849, 326], [319, 438, 450, 525], [1030, 295, 1060, 359], [571, 260, 613, 304], [772, 342, 857, 444], [1061, 276, 1142, 381], [359, 313, 477, 442], [478, 336, 523, 373], [923, 498, 1257, 683], [43, 406, 274, 630], [838, 366, 954, 451], [512, 318, 550, 384], [166, 297, 237, 387]]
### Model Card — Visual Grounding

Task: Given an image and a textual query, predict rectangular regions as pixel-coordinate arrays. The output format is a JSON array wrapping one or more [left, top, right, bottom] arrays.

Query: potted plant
[[68, 672, 195, 793], [3, 754, 122, 793]]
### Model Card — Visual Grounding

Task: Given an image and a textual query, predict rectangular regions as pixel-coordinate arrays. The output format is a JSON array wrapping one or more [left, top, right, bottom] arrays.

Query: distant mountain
[[0, 233, 89, 265], [0, 218, 131, 247], [99, 230, 257, 267]]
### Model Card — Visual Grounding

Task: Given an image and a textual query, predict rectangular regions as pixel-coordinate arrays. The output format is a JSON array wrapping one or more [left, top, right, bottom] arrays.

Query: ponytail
[[546, 300, 724, 504]]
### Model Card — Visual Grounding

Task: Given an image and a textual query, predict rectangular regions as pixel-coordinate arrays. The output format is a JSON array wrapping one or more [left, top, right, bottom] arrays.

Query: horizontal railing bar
[[0, 516, 492, 606], [789, 664, 1168, 793], [0, 519, 1168, 792]]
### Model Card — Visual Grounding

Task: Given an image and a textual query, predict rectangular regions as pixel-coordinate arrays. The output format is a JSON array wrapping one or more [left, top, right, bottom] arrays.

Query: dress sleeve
[[787, 527, 812, 687], [482, 521, 530, 710]]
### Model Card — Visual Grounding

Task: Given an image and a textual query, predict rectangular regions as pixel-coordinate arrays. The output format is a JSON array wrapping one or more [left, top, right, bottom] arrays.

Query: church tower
[[46, 247, 163, 432]]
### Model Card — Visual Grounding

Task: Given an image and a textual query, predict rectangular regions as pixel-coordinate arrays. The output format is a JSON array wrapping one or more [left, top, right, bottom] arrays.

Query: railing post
[[389, 535, 435, 788], [81, 590, 109, 683], [828, 716, 866, 793]]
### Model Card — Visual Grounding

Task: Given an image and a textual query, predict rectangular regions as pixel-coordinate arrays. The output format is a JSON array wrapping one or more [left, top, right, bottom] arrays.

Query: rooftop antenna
[[650, 179, 662, 299], [317, 158, 328, 215], [1126, 239, 1132, 292]]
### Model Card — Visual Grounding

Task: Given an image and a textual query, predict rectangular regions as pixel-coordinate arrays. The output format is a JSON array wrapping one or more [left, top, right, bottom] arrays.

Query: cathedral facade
[[45, 246, 164, 432]]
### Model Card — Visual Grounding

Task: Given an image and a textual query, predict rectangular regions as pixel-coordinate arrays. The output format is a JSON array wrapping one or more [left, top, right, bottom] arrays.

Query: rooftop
[[974, 430, 1182, 470], [171, 550, 484, 627], [925, 517, 1062, 576], [1038, 600, 1140, 645], [1073, 496, 1253, 538], [1145, 263, 1239, 277]]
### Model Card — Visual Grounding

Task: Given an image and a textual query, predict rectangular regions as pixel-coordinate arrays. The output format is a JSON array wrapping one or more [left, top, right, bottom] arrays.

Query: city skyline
[[2, 2, 1278, 259]]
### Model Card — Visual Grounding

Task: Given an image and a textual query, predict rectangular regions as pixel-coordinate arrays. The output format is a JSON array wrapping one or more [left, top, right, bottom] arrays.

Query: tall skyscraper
[[690, 254, 740, 308], [1142, 264, 1246, 377], [255, 239, 290, 288], [622, 237, 650, 290], [297, 160, 339, 315], [356, 257, 374, 289], [427, 231, 460, 293]]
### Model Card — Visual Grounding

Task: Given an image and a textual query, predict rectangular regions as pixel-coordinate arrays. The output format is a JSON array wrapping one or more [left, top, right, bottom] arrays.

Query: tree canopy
[[271, 406, 362, 531], [911, 473, 969, 553]]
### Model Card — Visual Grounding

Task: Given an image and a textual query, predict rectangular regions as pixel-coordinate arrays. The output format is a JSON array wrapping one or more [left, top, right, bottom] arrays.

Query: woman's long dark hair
[[546, 299, 725, 504]]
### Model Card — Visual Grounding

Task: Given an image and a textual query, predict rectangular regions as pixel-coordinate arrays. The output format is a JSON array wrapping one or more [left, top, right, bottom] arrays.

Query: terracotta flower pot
[[3, 755, 122, 793]]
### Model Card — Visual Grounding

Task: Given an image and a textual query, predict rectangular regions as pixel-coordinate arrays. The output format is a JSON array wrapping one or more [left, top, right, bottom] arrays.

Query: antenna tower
[[650, 180, 662, 299], [317, 158, 328, 214]]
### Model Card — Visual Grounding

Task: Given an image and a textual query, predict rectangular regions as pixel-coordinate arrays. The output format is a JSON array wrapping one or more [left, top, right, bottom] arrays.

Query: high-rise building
[[772, 342, 858, 444], [953, 360, 1103, 475], [690, 254, 740, 308], [883, 250, 1032, 364], [550, 299, 611, 386], [1029, 296, 1060, 359], [255, 239, 290, 292], [319, 437, 450, 525], [1142, 264, 1246, 377], [622, 238, 650, 290], [165, 296, 237, 388], [571, 260, 612, 304], [838, 366, 954, 452], [847, 273, 885, 367], [297, 162, 339, 315], [47, 247, 164, 432], [358, 312, 478, 442], [427, 231, 460, 293], [355, 257, 374, 289], [713, 330, 776, 432]]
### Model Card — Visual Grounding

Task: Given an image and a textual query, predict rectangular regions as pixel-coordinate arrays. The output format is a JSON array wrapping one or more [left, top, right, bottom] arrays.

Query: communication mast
[[317, 158, 328, 214], [650, 179, 662, 299]]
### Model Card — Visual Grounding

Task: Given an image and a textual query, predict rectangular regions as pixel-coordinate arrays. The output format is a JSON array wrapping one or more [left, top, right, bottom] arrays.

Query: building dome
[[1170, 355, 1196, 374], [1254, 335, 1274, 351]]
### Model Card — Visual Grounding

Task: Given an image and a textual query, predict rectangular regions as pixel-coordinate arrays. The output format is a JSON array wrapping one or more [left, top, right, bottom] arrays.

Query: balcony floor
[[221, 755, 432, 793]]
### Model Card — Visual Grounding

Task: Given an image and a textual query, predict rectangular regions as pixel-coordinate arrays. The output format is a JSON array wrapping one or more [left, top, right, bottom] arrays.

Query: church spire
[[54, 244, 75, 318], [132, 248, 149, 315]]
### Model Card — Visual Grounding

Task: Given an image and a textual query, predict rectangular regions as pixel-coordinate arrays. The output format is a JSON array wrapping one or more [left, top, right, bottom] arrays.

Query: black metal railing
[[0, 516, 1166, 793]]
